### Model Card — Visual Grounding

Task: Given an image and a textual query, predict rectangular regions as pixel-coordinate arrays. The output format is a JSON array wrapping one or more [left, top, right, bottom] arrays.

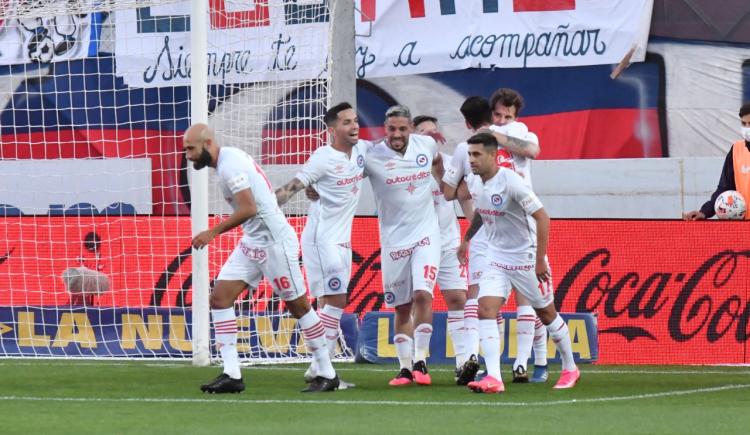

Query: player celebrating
[[275, 102, 367, 384], [445, 94, 549, 384], [488, 88, 548, 383], [458, 132, 580, 393], [413, 115, 468, 374], [184, 123, 339, 394], [367, 105, 443, 386]]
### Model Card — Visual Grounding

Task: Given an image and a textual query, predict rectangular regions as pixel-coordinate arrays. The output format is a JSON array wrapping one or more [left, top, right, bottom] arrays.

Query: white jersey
[[472, 167, 544, 265], [216, 147, 294, 245], [443, 121, 536, 189], [430, 153, 460, 251], [295, 141, 369, 245], [490, 122, 534, 188], [365, 134, 440, 247]]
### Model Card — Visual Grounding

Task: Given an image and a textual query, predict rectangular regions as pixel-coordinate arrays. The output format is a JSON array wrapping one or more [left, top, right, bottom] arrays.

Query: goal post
[[0, 0, 352, 364]]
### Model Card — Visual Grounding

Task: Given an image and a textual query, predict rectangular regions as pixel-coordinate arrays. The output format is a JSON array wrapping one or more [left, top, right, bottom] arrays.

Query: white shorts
[[437, 246, 468, 291], [302, 242, 352, 298], [217, 235, 307, 301], [478, 261, 554, 309], [381, 234, 441, 308], [468, 238, 489, 287]]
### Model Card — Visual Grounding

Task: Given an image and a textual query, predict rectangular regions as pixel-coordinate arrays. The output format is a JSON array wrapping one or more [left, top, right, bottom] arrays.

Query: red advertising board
[[1, 217, 749, 364]]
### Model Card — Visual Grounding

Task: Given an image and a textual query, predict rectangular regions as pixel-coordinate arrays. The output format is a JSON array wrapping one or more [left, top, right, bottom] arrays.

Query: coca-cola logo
[[555, 248, 750, 343]]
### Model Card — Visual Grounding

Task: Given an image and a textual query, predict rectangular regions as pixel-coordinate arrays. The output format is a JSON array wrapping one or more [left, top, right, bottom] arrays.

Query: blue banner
[[355, 311, 598, 365], [0, 307, 358, 359]]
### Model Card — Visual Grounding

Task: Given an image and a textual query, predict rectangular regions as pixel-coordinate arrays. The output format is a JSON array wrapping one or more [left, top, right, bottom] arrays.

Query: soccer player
[[275, 102, 367, 384], [458, 132, 580, 393], [488, 88, 548, 383], [444, 94, 549, 385], [183, 123, 339, 394], [413, 115, 468, 374], [367, 105, 443, 386]]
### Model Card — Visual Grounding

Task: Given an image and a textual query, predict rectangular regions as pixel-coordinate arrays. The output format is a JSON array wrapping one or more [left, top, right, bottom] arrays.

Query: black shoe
[[302, 375, 340, 392], [512, 365, 529, 383], [200, 373, 245, 394], [412, 360, 432, 385], [456, 355, 480, 386]]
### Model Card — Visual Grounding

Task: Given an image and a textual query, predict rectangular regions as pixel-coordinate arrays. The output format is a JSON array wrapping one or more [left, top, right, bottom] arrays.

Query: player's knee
[[412, 290, 433, 306], [443, 291, 467, 309], [209, 291, 233, 309], [535, 304, 557, 325]]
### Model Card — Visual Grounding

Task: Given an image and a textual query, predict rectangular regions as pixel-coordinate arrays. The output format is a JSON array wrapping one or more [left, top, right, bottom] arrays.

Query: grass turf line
[[1, 361, 749, 435]]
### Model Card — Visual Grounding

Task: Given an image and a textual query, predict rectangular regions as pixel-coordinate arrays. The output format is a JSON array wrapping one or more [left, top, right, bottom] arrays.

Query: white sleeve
[[507, 170, 542, 214], [219, 160, 252, 194], [442, 143, 466, 188], [490, 121, 529, 139], [295, 150, 328, 187]]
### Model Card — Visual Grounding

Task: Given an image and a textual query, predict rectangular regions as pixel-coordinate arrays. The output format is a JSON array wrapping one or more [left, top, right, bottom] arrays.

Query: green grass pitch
[[1, 361, 749, 434]]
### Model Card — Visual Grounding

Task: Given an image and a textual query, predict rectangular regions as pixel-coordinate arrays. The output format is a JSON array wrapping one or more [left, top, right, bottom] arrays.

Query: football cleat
[[412, 360, 431, 386], [530, 365, 549, 383], [389, 368, 414, 386], [553, 368, 581, 389], [302, 375, 340, 392], [467, 375, 505, 394], [456, 355, 480, 386], [200, 373, 245, 394], [303, 365, 316, 383], [512, 365, 529, 383]]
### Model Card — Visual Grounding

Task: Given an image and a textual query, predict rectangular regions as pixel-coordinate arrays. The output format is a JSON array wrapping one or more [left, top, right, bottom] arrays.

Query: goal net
[[0, 0, 351, 364]]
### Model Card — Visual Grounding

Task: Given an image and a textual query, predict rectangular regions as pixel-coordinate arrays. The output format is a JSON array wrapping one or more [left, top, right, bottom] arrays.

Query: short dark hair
[[324, 102, 353, 126], [413, 115, 438, 129], [740, 103, 750, 118], [460, 96, 492, 129], [489, 88, 524, 115], [467, 132, 498, 150]]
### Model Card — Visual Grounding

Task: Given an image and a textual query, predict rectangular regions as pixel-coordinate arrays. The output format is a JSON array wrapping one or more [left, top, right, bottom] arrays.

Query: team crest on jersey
[[356, 154, 365, 168], [415, 153, 429, 167], [384, 291, 396, 304], [491, 194, 503, 207], [328, 277, 342, 291]]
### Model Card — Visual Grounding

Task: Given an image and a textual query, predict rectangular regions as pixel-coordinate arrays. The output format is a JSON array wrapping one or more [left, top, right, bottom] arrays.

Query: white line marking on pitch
[[2, 384, 749, 407]]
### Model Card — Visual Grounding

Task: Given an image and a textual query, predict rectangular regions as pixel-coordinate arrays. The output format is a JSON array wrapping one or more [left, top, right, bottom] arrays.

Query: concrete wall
[[209, 157, 725, 219]]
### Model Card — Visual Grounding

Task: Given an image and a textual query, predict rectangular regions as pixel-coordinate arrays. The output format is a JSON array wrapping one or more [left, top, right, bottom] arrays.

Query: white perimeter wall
[[207, 157, 724, 219]]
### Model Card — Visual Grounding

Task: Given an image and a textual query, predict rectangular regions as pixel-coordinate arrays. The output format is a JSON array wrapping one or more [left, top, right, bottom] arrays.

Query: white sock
[[479, 319, 501, 380], [319, 305, 344, 359], [546, 315, 577, 371], [447, 310, 465, 367], [414, 323, 433, 363], [394, 333, 414, 370], [496, 311, 505, 353], [533, 317, 548, 366], [212, 307, 241, 379], [514, 306, 535, 370], [298, 310, 336, 379], [463, 299, 479, 359]]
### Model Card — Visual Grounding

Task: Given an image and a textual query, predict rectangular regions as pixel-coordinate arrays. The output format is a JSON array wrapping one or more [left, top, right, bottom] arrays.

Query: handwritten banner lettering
[[114, 2, 330, 87], [355, 0, 654, 78]]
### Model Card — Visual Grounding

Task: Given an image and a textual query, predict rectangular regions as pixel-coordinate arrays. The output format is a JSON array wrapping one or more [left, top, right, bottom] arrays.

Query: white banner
[[354, 0, 654, 78], [0, 11, 100, 65], [115, 2, 331, 87]]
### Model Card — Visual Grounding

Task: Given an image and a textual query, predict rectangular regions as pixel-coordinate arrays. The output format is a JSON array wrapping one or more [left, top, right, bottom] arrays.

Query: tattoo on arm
[[464, 213, 484, 242], [504, 135, 531, 150], [275, 178, 305, 206]]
